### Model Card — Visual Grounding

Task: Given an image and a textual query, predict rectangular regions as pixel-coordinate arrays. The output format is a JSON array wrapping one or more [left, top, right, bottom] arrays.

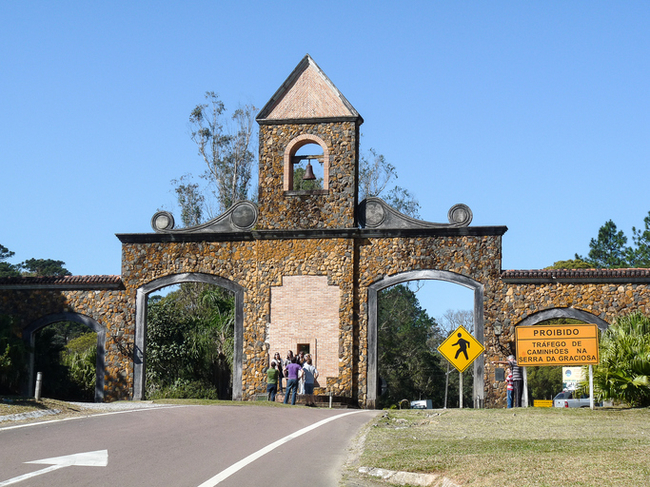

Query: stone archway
[[514, 307, 609, 407], [517, 307, 610, 331], [23, 312, 106, 402], [367, 269, 485, 408], [133, 272, 244, 401]]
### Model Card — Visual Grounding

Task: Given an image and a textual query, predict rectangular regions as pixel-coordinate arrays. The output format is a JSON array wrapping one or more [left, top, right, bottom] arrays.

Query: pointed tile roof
[[257, 54, 363, 124]]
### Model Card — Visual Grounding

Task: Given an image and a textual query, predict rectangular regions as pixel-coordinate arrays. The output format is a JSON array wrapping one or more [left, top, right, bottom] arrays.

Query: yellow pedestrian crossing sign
[[437, 325, 484, 373]]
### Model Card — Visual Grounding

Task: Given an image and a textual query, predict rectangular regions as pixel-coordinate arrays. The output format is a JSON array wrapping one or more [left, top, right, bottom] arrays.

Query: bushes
[[145, 284, 234, 400], [591, 312, 650, 407], [33, 324, 97, 401], [61, 333, 97, 401], [0, 315, 28, 395]]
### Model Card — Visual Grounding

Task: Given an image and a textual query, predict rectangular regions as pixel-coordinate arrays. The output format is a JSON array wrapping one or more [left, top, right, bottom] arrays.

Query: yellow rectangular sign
[[515, 324, 599, 366], [534, 399, 553, 408]]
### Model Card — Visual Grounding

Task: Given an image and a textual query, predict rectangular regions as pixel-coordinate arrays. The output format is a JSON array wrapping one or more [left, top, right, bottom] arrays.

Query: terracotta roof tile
[[501, 268, 650, 282], [0, 275, 124, 289]]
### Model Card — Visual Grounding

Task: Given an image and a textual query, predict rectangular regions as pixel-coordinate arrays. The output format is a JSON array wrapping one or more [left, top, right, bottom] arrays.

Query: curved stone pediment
[[151, 201, 258, 234], [358, 197, 473, 229]]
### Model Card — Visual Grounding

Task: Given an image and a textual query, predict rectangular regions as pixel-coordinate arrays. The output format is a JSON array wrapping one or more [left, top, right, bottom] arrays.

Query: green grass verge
[[360, 408, 650, 486]]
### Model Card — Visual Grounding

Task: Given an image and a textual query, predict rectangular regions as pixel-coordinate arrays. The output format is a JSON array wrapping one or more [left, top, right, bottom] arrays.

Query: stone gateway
[[2, 55, 650, 408]]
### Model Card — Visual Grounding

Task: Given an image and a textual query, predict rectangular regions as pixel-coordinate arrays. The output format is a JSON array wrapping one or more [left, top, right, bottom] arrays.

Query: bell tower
[[256, 55, 363, 230]]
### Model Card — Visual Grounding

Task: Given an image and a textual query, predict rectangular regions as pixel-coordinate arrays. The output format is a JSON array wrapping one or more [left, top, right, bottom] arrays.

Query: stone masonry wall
[[257, 121, 359, 230], [484, 280, 650, 408], [356, 234, 504, 406], [0, 287, 131, 400], [120, 237, 356, 400]]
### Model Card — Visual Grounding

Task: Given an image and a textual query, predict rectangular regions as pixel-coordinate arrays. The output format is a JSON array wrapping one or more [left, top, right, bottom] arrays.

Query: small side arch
[[133, 273, 244, 401], [517, 308, 610, 331], [23, 312, 106, 402], [283, 134, 330, 191], [514, 307, 609, 408], [367, 269, 485, 408]]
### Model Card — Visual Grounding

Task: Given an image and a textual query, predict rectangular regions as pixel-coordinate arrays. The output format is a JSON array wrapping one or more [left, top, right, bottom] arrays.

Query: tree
[[0, 314, 28, 394], [588, 312, 650, 407], [61, 333, 97, 401], [359, 148, 420, 218], [546, 259, 593, 270], [186, 92, 256, 218], [19, 258, 71, 277], [146, 284, 234, 400], [526, 366, 562, 401], [576, 220, 630, 268], [628, 211, 650, 267], [292, 166, 322, 191], [1, 244, 71, 277], [553, 212, 650, 269], [172, 174, 205, 227], [0, 245, 20, 278], [377, 285, 446, 408]]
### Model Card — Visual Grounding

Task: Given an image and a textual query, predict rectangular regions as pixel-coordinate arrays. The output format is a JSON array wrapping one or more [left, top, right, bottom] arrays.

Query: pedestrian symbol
[[452, 332, 470, 360], [437, 325, 484, 373]]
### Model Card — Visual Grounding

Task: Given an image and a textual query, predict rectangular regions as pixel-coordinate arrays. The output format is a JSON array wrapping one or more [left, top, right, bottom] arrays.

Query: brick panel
[[270, 275, 340, 386]]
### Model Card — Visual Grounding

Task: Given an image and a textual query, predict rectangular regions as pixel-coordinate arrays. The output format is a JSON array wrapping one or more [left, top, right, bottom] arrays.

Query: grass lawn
[[358, 407, 650, 487]]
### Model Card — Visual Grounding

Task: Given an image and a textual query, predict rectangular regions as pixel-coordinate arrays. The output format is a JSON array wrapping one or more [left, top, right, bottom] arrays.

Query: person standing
[[506, 367, 513, 409], [297, 350, 306, 394], [493, 355, 523, 407], [267, 361, 279, 402], [301, 354, 319, 407], [283, 357, 303, 405], [274, 352, 284, 393]]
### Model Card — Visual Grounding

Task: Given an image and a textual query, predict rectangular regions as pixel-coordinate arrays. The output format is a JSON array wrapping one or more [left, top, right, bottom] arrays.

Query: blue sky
[[1, 2, 649, 317]]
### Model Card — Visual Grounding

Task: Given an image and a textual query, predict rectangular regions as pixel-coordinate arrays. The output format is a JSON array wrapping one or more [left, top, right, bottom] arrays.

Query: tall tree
[[552, 213, 650, 269], [359, 148, 420, 218], [1, 245, 71, 277], [19, 258, 71, 277], [377, 285, 446, 407], [628, 211, 650, 267], [577, 220, 630, 268], [187, 92, 256, 218], [172, 174, 205, 227], [0, 245, 20, 278]]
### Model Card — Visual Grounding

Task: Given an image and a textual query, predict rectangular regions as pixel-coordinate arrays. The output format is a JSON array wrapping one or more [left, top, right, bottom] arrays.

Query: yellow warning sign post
[[515, 324, 600, 367], [438, 325, 485, 373]]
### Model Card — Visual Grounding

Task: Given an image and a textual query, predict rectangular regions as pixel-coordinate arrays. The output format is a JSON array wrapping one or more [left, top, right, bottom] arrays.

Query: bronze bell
[[303, 162, 316, 180]]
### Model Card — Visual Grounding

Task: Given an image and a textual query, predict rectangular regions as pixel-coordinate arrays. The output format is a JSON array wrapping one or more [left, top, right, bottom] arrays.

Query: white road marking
[[0, 404, 186, 432], [0, 450, 108, 486], [197, 410, 367, 487]]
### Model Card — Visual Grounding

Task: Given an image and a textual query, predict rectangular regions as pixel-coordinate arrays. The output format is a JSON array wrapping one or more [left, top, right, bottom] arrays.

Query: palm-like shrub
[[592, 312, 650, 407]]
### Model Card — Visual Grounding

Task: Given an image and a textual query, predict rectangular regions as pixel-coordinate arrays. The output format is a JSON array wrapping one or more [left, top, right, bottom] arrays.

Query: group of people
[[266, 350, 319, 406]]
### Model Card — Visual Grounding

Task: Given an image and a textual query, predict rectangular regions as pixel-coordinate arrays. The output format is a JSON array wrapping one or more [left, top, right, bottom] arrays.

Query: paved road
[[0, 405, 378, 486]]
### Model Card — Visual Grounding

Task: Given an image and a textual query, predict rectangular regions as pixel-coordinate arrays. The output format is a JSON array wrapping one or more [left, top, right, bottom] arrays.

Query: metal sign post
[[437, 325, 484, 409]]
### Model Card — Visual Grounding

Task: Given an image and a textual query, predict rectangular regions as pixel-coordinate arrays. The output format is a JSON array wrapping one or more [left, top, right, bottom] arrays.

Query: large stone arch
[[133, 272, 244, 401], [367, 269, 485, 408], [23, 312, 106, 402], [516, 307, 610, 331]]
